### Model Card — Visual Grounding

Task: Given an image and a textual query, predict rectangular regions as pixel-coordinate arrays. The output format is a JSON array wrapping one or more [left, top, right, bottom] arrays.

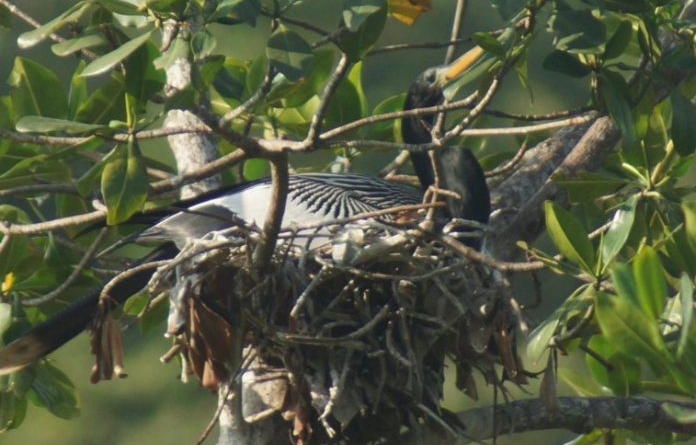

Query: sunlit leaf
[[633, 246, 667, 320], [51, 33, 107, 57], [594, 291, 668, 366], [9, 58, 68, 119], [82, 30, 154, 77], [601, 194, 638, 267], [75, 73, 126, 124], [210, 0, 261, 26], [604, 20, 633, 60], [266, 26, 313, 82], [17, 2, 93, 49], [677, 274, 693, 358], [344, 0, 384, 32], [544, 201, 596, 274], [15, 116, 104, 135], [337, 3, 387, 61]]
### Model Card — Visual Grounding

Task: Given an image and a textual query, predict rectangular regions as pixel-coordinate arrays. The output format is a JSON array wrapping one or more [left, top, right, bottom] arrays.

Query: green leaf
[[677, 274, 693, 358], [95, 0, 141, 15], [604, 20, 633, 60], [682, 200, 696, 254], [585, 335, 641, 396], [51, 33, 107, 57], [266, 26, 313, 82], [0, 389, 28, 432], [125, 42, 166, 112], [544, 201, 596, 273], [610, 263, 638, 306], [337, 3, 387, 61], [542, 50, 591, 78], [15, 116, 104, 135], [210, 0, 261, 26], [325, 70, 364, 128], [0, 303, 10, 340], [594, 291, 668, 366], [473, 32, 505, 58], [191, 30, 217, 61], [17, 2, 93, 49], [367, 93, 405, 140], [28, 361, 80, 419], [101, 138, 148, 225], [9, 58, 68, 119], [549, 1, 606, 54], [146, 0, 188, 14], [559, 368, 608, 397], [601, 194, 638, 267], [82, 30, 154, 77], [599, 70, 636, 148], [0, 5, 11, 28], [282, 50, 335, 108], [243, 158, 270, 181], [75, 73, 126, 124], [670, 91, 696, 156], [662, 402, 696, 424], [633, 246, 667, 320], [68, 61, 89, 119], [343, 0, 385, 32]]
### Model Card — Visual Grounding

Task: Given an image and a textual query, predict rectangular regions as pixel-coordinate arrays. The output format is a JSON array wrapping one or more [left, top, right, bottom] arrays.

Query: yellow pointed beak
[[444, 46, 484, 82]]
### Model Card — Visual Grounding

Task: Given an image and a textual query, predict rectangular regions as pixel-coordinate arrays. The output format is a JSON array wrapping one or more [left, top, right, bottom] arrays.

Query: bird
[[0, 47, 490, 375]]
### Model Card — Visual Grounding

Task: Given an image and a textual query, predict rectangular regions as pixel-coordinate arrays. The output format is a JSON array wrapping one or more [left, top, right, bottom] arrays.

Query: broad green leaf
[[325, 72, 364, 128], [82, 30, 154, 77], [0, 303, 10, 340], [0, 158, 71, 189], [677, 274, 693, 358], [473, 32, 505, 58], [266, 26, 313, 82], [337, 3, 387, 61], [559, 368, 608, 397], [28, 361, 80, 419], [282, 50, 335, 108], [662, 402, 696, 424], [553, 171, 627, 203], [599, 70, 636, 148], [633, 246, 667, 320], [0, 390, 28, 432], [343, 0, 385, 32], [51, 33, 107, 57], [601, 194, 638, 267], [140, 293, 168, 332], [683, 200, 696, 254], [191, 30, 217, 61], [549, 1, 606, 54], [610, 263, 638, 306], [594, 291, 668, 366], [544, 201, 596, 273], [15, 116, 104, 135], [9, 58, 68, 119], [101, 138, 148, 225], [210, 0, 261, 26], [585, 335, 641, 396], [671, 91, 696, 156], [17, 2, 93, 49], [125, 41, 166, 112], [75, 73, 126, 124], [243, 158, 270, 181], [68, 61, 89, 119], [604, 20, 633, 60], [367, 93, 405, 140], [542, 50, 591, 78]]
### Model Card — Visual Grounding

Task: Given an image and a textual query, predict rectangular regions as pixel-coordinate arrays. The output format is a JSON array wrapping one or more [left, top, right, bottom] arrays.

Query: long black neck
[[402, 89, 438, 191]]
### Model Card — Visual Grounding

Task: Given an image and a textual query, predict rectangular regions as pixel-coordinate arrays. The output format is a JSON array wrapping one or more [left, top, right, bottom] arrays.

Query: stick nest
[[149, 220, 525, 444]]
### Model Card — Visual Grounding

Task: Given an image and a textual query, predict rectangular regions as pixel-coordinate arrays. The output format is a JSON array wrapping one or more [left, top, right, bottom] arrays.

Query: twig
[[253, 153, 289, 271], [304, 53, 351, 147], [486, 140, 530, 178], [219, 67, 275, 127], [368, 38, 470, 56], [0, 210, 105, 236], [23, 228, 110, 306]]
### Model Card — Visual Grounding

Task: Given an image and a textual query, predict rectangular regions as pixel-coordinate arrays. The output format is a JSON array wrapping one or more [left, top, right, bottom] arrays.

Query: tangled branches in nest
[[125, 218, 525, 444]]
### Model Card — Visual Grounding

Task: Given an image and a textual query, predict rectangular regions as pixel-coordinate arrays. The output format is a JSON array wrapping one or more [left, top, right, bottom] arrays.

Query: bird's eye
[[425, 71, 437, 83]]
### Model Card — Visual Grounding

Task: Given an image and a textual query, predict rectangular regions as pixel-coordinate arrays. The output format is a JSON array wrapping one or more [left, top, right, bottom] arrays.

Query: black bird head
[[401, 47, 490, 247]]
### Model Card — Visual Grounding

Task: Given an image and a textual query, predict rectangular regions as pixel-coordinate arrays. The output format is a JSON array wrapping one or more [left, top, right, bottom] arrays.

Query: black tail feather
[[0, 243, 178, 375]]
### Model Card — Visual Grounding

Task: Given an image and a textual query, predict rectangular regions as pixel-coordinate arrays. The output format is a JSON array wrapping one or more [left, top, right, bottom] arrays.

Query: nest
[[142, 219, 526, 444]]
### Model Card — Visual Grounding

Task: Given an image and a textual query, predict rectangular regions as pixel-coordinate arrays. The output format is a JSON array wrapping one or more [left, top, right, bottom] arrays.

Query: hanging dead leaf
[[388, 0, 432, 26]]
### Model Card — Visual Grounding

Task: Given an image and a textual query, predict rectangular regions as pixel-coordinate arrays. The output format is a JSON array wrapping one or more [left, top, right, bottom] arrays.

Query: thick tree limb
[[396, 396, 696, 445]]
